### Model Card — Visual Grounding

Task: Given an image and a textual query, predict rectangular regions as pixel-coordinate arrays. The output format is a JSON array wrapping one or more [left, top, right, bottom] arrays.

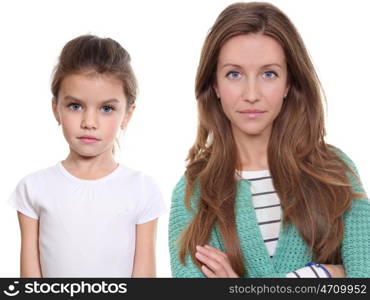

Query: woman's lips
[[77, 136, 101, 144], [238, 109, 266, 118]]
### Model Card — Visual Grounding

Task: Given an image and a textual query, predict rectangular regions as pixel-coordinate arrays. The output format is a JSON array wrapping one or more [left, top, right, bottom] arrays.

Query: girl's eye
[[68, 103, 82, 111], [262, 71, 277, 79], [226, 71, 242, 79], [101, 105, 114, 113]]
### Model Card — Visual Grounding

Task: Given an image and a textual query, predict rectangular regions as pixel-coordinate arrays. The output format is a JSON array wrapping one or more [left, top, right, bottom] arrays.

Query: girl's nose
[[81, 111, 98, 129]]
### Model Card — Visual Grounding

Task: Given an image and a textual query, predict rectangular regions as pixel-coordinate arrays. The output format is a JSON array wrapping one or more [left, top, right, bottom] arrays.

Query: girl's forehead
[[62, 72, 123, 88], [59, 73, 126, 103]]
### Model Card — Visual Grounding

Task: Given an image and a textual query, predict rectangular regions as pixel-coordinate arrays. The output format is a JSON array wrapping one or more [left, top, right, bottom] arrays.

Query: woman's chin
[[238, 127, 267, 137]]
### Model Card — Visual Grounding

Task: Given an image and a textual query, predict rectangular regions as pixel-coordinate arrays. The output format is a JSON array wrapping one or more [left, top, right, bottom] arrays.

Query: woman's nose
[[242, 78, 261, 103]]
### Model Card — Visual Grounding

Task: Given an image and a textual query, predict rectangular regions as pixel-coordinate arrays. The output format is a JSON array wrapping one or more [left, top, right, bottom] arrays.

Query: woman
[[169, 2, 370, 278]]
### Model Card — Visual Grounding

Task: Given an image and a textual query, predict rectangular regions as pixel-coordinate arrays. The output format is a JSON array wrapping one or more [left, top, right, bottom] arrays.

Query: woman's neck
[[62, 148, 118, 180], [233, 127, 270, 171]]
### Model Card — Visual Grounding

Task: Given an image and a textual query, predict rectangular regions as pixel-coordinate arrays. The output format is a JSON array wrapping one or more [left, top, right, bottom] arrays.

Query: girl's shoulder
[[14, 164, 60, 187], [116, 164, 161, 190], [9, 164, 59, 219]]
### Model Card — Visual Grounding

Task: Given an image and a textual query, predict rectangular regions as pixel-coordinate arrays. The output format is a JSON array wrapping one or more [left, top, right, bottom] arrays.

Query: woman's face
[[214, 33, 289, 139]]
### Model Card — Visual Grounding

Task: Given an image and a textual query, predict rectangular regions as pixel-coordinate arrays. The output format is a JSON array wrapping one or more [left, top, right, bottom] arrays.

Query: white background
[[0, 0, 369, 277]]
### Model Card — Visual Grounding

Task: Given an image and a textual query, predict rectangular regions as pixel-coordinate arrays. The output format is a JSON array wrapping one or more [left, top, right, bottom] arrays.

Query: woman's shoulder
[[328, 145, 358, 173], [328, 145, 366, 193], [171, 175, 202, 213], [172, 175, 187, 197]]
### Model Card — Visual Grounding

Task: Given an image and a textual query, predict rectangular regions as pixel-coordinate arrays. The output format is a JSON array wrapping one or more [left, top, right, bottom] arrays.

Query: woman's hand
[[321, 264, 346, 278], [195, 245, 239, 278]]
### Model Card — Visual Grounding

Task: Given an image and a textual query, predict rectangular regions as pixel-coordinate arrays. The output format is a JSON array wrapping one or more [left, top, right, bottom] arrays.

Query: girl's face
[[52, 73, 134, 158], [214, 33, 290, 139]]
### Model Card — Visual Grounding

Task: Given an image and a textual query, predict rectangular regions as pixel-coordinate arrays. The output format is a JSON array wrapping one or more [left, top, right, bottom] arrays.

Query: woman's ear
[[52, 98, 61, 125], [213, 84, 220, 99], [284, 83, 290, 99], [120, 104, 136, 129]]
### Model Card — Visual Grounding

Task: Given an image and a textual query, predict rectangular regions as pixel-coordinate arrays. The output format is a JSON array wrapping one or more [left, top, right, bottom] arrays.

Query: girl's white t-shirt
[[8, 162, 167, 277]]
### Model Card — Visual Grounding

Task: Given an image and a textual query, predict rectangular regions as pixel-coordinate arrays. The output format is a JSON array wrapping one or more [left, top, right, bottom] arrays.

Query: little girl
[[9, 35, 166, 277]]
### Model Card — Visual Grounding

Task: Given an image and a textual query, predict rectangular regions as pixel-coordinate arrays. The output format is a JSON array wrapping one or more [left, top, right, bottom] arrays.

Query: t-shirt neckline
[[57, 161, 122, 184]]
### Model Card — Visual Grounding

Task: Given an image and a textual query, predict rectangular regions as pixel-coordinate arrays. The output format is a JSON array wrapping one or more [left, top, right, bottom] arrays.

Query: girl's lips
[[77, 136, 101, 144]]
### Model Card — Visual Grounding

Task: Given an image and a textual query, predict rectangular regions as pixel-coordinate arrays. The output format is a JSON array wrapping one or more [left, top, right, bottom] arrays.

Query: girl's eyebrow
[[63, 95, 120, 104], [64, 95, 82, 103], [102, 99, 119, 104]]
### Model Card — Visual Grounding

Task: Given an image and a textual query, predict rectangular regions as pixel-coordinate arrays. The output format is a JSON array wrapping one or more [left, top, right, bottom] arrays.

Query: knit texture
[[168, 148, 370, 277]]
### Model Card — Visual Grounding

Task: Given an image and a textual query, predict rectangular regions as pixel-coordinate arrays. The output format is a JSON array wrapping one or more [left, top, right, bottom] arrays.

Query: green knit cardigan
[[168, 149, 370, 278]]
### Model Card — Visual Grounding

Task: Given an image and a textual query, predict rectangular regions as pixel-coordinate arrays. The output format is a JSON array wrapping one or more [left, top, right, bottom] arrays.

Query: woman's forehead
[[218, 34, 286, 68]]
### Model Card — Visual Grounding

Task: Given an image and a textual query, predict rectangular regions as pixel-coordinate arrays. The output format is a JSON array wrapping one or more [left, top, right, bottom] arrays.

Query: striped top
[[239, 170, 280, 258], [240, 170, 328, 278]]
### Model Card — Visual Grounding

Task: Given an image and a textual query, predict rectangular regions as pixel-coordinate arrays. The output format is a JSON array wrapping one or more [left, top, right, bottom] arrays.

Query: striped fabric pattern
[[240, 170, 280, 258], [240, 169, 328, 278]]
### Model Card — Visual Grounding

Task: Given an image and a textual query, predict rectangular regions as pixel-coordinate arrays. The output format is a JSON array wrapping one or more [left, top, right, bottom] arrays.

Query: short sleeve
[[136, 176, 167, 224], [8, 177, 39, 219]]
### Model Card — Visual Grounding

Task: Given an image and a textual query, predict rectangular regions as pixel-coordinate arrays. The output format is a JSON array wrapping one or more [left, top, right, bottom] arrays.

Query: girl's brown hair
[[51, 34, 137, 108], [179, 2, 362, 277]]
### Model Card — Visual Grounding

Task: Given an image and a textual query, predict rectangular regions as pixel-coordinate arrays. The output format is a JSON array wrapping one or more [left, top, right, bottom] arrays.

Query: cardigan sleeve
[[342, 198, 370, 277], [168, 176, 206, 277], [337, 149, 370, 277]]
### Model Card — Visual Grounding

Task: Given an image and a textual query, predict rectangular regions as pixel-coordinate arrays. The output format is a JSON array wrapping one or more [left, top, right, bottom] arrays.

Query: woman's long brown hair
[[179, 2, 363, 277]]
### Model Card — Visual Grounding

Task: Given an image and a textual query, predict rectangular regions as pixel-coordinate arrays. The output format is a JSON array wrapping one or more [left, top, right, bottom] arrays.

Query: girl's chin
[[73, 151, 101, 158], [69, 146, 106, 158]]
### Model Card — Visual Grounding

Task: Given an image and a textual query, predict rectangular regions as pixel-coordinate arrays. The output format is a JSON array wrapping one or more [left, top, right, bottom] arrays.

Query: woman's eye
[[68, 103, 82, 111], [101, 105, 114, 113], [262, 71, 277, 79], [226, 71, 241, 79]]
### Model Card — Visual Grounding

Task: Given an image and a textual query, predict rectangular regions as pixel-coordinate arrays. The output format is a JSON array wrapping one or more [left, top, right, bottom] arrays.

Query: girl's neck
[[233, 127, 270, 171], [62, 148, 118, 180]]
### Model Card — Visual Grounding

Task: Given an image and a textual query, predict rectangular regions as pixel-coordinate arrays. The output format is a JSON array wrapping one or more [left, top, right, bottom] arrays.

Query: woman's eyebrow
[[220, 63, 283, 69], [261, 63, 283, 69], [220, 63, 242, 69]]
